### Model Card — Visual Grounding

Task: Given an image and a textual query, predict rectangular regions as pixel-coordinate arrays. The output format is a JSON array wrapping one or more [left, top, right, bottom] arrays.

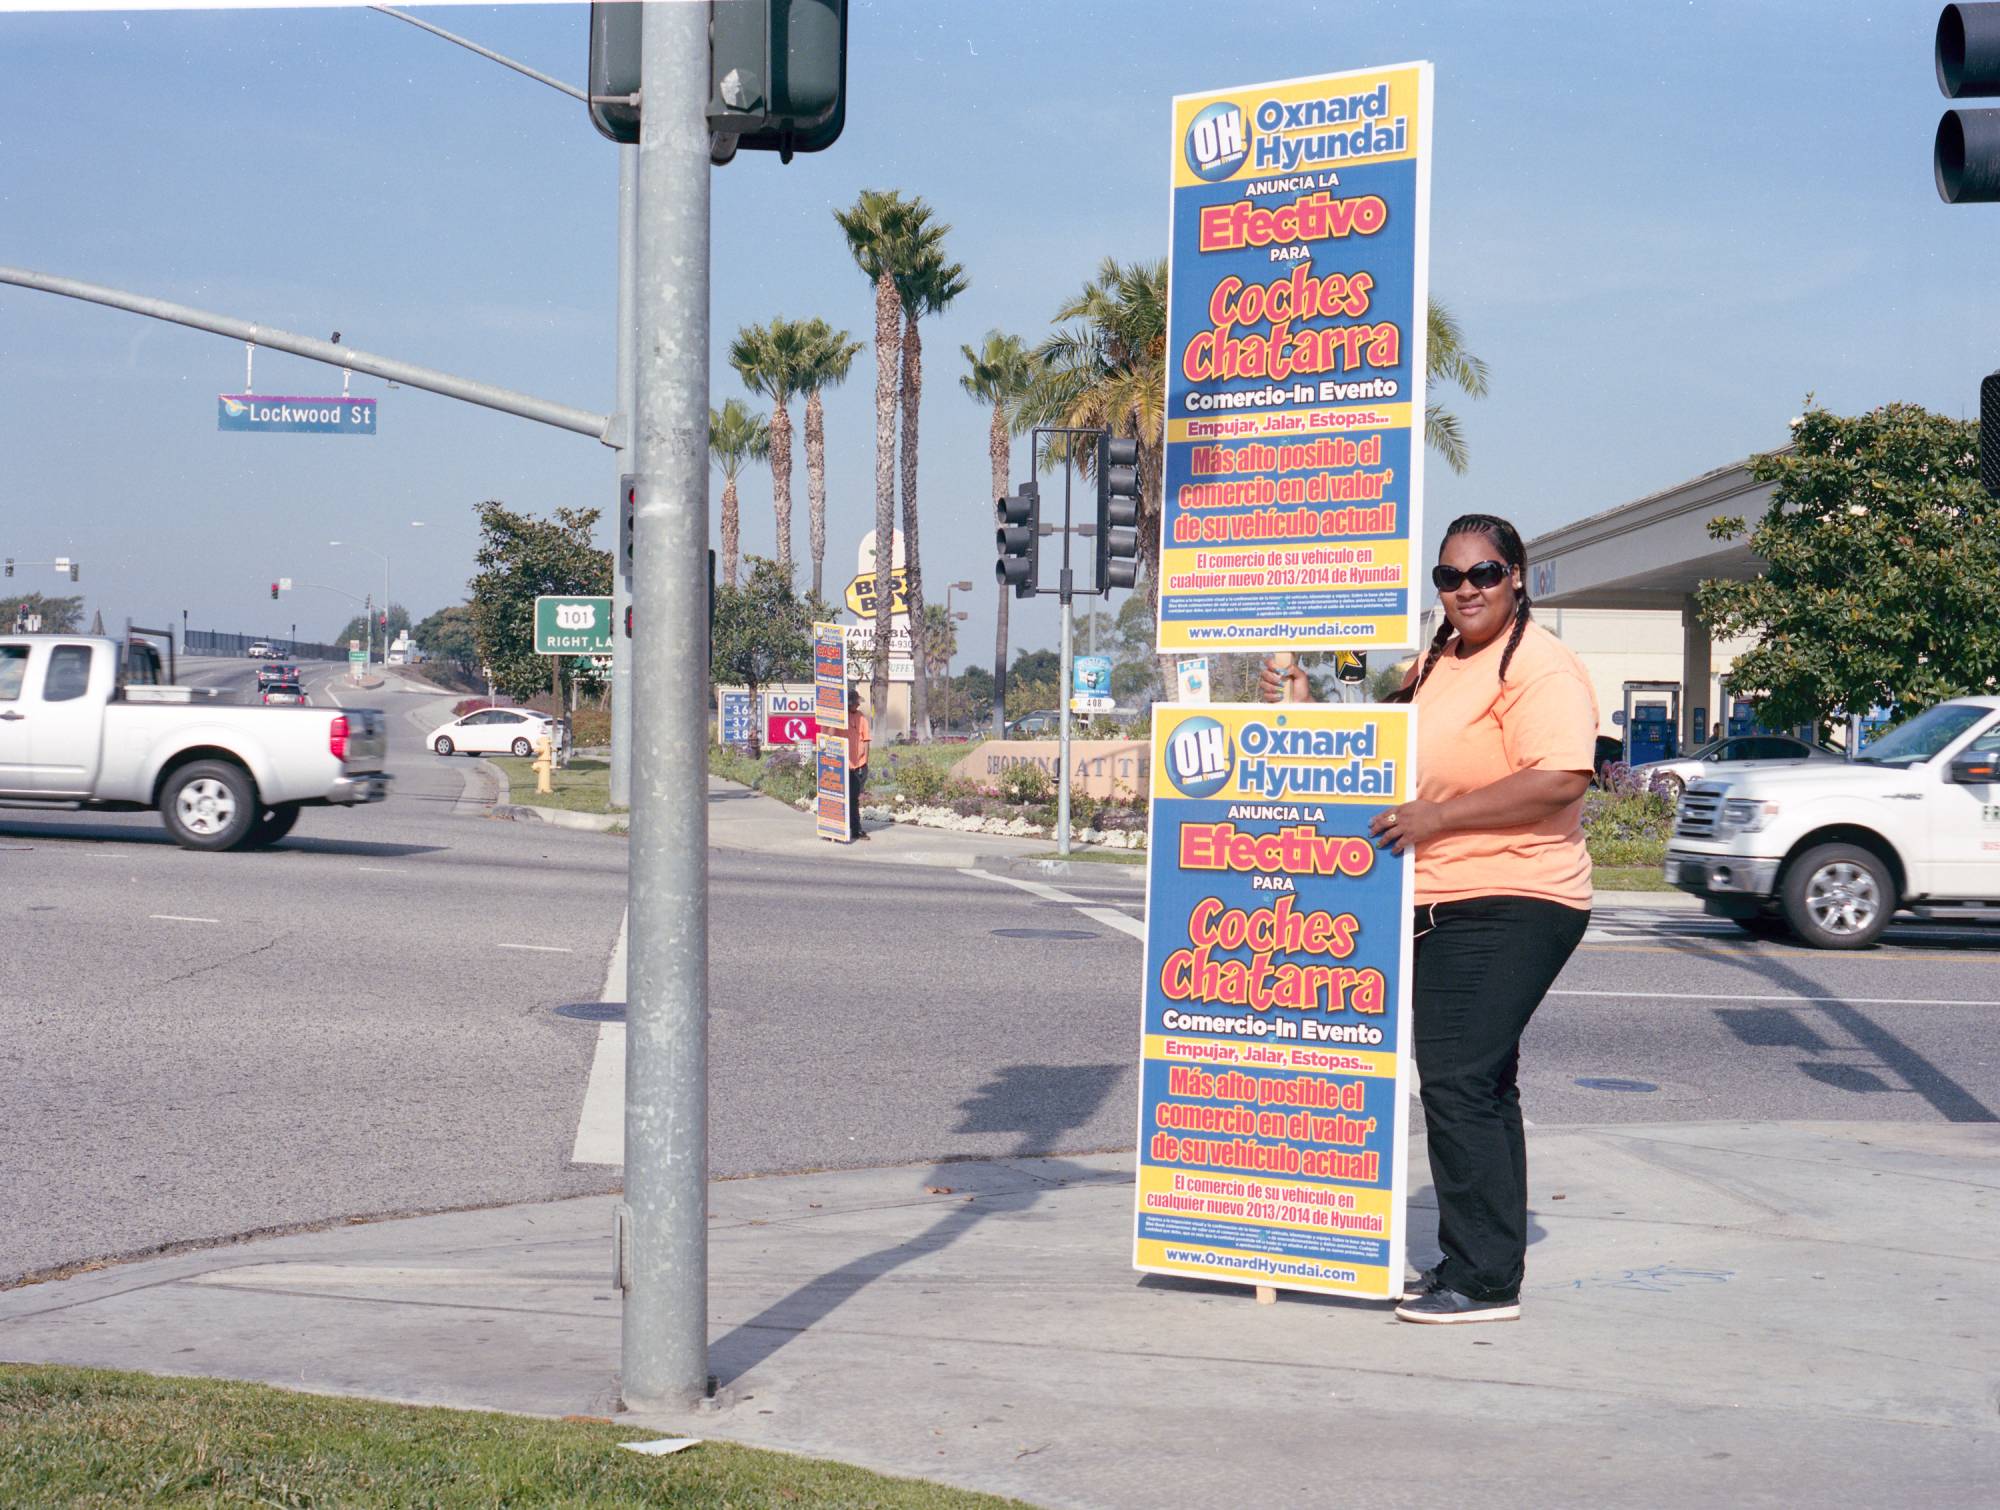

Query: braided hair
[[1383, 513, 1533, 704]]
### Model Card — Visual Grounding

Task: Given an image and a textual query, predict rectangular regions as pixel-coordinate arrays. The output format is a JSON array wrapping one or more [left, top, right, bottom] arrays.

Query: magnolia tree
[[1696, 402, 2000, 730]]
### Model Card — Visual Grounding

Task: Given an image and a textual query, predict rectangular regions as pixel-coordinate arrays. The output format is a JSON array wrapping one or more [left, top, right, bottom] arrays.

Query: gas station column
[[1680, 596, 1713, 746]]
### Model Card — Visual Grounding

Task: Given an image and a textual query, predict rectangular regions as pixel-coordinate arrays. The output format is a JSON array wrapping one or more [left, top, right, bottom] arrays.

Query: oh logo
[[1166, 715, 1234, 799], [556, 603, 597, 631], [1185, 101, 1250, 182]]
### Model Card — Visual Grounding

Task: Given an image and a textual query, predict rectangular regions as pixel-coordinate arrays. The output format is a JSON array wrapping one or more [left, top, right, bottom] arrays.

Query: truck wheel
[[1781, 843, 1892, 949], [434, 736, 455, 756], [247, 804, 301, 847], [161, 760, 257, 852]]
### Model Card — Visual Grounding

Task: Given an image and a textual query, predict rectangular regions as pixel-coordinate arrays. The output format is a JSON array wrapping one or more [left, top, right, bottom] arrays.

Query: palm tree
[[1425, 298, 1490, 475], [960, 330, 1036, 733], [708, 399, 770, 588], [834, 189, 946, 727], [729, 319, 811, 580], [793, 317, 863, 603], [894, 242, 968, 740]]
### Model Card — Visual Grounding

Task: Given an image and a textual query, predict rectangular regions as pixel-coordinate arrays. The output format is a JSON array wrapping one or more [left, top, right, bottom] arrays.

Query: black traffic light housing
[[1096, 435, 1141, 593], [589, 0, 847, 162], [270, 582, 280, 599], [1936, 4, 2000, 201], [619, 473, 637, 581], [995, 480, 1041, 598]]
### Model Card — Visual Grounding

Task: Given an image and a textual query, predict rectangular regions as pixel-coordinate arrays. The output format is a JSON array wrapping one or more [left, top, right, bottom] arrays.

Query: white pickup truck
[[1664, 695, 2000, 948], [0, 634, 389, 850]]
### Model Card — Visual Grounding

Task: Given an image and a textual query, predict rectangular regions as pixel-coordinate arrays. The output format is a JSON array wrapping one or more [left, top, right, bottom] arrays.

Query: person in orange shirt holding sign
[[1263, 513, 1597, 1325], [846, 685, 872, 842]]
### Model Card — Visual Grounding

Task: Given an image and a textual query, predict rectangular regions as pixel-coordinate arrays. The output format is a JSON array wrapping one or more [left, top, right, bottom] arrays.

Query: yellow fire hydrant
[[533, 731, 556, 795]]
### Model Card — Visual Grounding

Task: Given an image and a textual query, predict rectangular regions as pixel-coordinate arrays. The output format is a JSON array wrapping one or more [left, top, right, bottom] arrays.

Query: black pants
[[849, 765, 868, 839], [1413, 896, 1590, 1301]]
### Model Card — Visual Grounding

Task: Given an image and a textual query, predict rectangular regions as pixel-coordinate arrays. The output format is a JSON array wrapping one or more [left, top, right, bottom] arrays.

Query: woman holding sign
[[1262, 513, 1597, 1324]]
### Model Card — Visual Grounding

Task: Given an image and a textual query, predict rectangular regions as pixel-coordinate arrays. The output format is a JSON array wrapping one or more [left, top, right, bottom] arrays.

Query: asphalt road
[[1, 659, 626, 1283], [6, 669, 1998, 1285]]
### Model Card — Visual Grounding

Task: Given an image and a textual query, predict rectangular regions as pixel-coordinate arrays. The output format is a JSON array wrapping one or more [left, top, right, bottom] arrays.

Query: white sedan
[[1632, 733, 1843, 800], [430, 707, 557, 758]]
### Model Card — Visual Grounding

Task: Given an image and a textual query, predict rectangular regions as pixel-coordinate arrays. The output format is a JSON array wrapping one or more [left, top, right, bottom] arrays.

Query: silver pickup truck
[[0, 634, 389, 849]]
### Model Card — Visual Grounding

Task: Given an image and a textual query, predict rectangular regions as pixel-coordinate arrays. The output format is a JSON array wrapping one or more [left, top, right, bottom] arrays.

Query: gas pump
[[1621, 680, 1681, 766]]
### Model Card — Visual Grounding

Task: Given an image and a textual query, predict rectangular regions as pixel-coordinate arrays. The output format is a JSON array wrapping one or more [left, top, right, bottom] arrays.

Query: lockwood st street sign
[[218, 394, 377, 434]]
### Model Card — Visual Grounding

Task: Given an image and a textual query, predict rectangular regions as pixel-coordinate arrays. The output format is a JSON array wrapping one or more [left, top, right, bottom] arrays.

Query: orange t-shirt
[[849, 711, 871, 767], [1408, 619, 1599, 907]]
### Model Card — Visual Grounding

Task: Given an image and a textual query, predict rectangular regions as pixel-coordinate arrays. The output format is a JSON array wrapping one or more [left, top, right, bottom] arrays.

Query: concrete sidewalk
[[4, 1120, 1993, 1507], [707, 775, 1056, 869]]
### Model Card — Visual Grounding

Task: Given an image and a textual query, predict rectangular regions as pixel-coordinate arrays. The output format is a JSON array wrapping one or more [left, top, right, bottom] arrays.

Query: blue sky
[[0, 0, 1979, 663]]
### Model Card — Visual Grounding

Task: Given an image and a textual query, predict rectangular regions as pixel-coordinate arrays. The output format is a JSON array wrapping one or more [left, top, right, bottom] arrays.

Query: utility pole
[[622, 0, 712, 1412], [610, 145, 638, 809]]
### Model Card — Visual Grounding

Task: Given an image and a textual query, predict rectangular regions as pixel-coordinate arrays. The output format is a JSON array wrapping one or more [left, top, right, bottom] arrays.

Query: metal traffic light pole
[[621, 0, 713, 1412], [1030, 426, 1110, 858]]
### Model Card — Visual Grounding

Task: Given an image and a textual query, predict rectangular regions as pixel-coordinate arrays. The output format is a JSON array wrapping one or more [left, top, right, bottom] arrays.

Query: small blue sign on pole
[[218, 394, 377, 435]]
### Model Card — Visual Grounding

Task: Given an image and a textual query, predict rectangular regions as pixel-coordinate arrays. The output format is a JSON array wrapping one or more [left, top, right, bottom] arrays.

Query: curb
[[492, 802, 627, 833]]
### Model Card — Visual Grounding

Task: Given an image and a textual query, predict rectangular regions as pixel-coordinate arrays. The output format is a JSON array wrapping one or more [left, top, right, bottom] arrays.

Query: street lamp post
[[942, 580, 973, 736], [331, 523, 423, 665]]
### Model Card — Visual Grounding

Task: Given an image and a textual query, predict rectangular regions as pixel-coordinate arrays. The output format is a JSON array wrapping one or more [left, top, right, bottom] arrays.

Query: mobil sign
[[766, 689, 818, 745]]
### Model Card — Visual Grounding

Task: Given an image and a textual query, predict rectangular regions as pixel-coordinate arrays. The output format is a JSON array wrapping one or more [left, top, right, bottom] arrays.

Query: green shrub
[[998, 763, 1054, 804], [893, 756, 953, 806], [1583, 789, 1674, 866], [758, 750, 816, 807], [569, 709, 612, 747], [708, 744, 764, 786]]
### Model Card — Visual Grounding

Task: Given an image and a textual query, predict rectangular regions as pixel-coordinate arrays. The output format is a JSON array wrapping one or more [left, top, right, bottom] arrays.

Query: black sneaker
[[1394, 1285, 1520, 1324], [1401, 1267, 1442, 1302]]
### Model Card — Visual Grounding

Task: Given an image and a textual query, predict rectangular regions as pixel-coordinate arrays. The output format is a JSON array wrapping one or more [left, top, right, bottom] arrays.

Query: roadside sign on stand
[[1134, 703, 1415, 1301], [1158, 63, 1431, 656], [816, 734, 851, 842], [814, 622, 848, 730]]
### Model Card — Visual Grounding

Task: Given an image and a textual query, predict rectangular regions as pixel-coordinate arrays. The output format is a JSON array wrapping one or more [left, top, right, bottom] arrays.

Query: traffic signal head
[[3, 559, 10, 577], [1981, 372, 2000, 497], [995, 480, 1041, 598], [69, 563, 79, 582], [1935, 4, 2000, 201], [1096, 434, 1142, 594], [271, 582, 280, 599], [589, 0, 848, 162]]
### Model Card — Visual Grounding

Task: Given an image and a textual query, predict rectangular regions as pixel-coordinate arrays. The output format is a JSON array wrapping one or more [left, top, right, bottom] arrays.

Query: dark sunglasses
[[1431, 560, 1510, 592]]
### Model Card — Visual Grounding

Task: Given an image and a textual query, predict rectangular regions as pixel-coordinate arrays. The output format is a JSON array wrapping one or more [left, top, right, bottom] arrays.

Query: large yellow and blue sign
[[1134, 704, 1414, 1299], [1158, 64, 1431, 655]]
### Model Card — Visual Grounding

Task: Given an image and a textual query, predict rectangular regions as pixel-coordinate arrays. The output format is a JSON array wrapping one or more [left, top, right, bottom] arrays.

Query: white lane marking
[[1077, 904, 1145, 940], [957, 866, 1145, 943], [571, 910, 628, 1167], [150, 914, 220, 924], [356, 866, 403, 874], [958, 867, 1084, 904], [1550, 990, 2000, 1008], [498, 942, 573, 953]]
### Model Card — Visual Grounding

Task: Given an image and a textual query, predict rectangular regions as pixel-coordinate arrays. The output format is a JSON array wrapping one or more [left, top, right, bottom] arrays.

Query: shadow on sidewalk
[[709, 1063, 1125, 1388]]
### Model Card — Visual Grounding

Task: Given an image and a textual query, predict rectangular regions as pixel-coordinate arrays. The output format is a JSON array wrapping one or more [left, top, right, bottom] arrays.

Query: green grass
[[1028, 847, 1146, 865], [0, 1364, 1027, 1508], [1594, 863, 1676, 892], [489, 756, 624, 815]]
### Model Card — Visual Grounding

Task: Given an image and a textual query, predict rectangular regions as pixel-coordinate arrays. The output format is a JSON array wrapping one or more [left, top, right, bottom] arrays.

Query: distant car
[[246, 642, 276, 660], [261, 682, 307, 706], [255, 663, 300, 687], [1004, 709, 1061, 740], [429, 707, 556, 758], [1631, 733, 1843, 801]]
